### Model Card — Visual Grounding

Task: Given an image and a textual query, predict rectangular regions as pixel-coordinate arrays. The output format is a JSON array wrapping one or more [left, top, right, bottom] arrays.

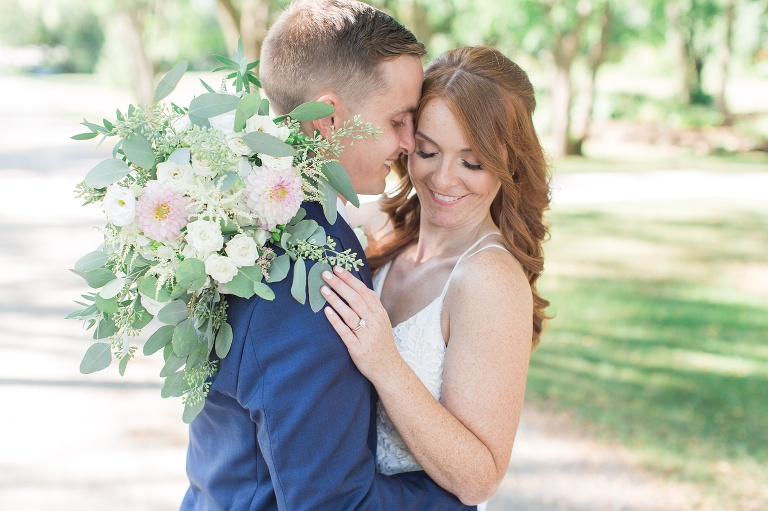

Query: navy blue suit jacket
[[182, 202, 474, 510]]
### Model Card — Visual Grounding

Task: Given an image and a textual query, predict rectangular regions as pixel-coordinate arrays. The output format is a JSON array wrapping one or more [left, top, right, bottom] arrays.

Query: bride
[[321, 45, 551, 506]]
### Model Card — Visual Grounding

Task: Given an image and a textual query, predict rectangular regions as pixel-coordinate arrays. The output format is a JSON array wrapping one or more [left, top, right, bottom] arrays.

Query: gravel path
[[0, 73, 743, 510]]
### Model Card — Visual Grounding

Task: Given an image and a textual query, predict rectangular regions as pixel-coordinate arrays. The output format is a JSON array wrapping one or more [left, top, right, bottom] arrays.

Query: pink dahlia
[[243, 165, 303, 230], [134, 180, 191, 242]]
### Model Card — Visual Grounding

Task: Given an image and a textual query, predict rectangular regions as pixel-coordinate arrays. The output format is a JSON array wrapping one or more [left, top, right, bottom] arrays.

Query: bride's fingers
[[324, 307, 360, 349], [321, 270, 368, 316], [321, 284, 361, 329]]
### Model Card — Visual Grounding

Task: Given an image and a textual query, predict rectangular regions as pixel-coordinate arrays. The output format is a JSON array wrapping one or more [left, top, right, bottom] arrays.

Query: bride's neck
[[408, 216, 498, 264]]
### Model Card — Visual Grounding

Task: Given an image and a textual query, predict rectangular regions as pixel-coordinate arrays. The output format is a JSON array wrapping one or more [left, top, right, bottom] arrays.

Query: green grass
[[529, 198, 768, 508], [553, 150, 768, 175]]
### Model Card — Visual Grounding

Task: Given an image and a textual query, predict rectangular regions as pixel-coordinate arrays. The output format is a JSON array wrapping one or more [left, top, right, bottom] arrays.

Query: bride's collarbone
[[380, 258, 456, 326]]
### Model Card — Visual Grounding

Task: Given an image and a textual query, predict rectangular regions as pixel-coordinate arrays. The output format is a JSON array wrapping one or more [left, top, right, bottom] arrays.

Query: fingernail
[[322, 271, 333, 280], [334, 266, 344, 274], [321, 286, 331, 296], [324, 307, 335, 316]]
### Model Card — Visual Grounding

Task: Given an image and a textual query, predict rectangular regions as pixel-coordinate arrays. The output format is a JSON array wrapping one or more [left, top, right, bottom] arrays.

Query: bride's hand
[[321, 266, 401, 384]]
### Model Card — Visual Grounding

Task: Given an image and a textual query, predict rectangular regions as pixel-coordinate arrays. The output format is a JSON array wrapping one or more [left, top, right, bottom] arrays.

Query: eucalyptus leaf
[[308, 262, 332, 312], [168, 147, 191, 164], [80, 342, 112, 374], [132, 303, 154, 329], [176, 258, 207, 292], [159, 352, 185, 377], [157, 300, 189, 325], [71, 268, 117, 289], [227, 265, 263, 299], [186, 342, 208, 368], [138, 275, 171, 302], [172, 318, 199, 357], [290, 208, 307, 224], [215, 323, 233, 359], [265, 254, 290, 283], [122, 132, 155, 169], [183, 399, 205, 424], [243, 131, 297, 157], [291, 257, 307, 304], [94, 295, 119, 314], [234, 92, 262, 132], [118, 353, 130, 376], [287, 220, 318, 241], [161, 370, 188, 398], [215, 171, 239, 192], [84, 158, 130, 189], [74, 251, 109, 272], [286, 101, 334, 122], [72, 132, 99, 140], [98, 277, 126, 299], [309, 226, 327, 247], [253, 282, 275, 301], [189, 114, 210, 128], [319, 175, 338, 224], [200, 79, 216, 93], [144, 325, 175, 355], [188, 93, 240, 119], [258, 98, 270, 116], [155, 60, 188, 102], [93, 317, 118, 340], [321, 161, 359, 208], [280, 232, 293, 251]]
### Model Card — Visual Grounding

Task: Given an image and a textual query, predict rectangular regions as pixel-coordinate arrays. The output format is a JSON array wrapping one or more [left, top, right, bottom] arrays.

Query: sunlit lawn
[[530, 196, 768, 508]]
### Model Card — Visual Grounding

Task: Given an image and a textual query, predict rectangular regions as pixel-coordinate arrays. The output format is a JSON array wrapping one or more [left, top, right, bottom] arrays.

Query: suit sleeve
[[235, 265, 473, 510]]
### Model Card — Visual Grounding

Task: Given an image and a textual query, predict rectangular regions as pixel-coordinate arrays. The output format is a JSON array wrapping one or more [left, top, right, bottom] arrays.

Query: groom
[[181, 1, 474, 509]]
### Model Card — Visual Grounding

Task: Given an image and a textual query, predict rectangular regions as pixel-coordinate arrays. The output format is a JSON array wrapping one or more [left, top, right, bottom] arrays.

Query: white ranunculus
[[104, 185, 136, 226], [227, 133, 256, 157], [245, 114, 279, 137], [260, 154, 294, 171], [208, 110, 237, 134], [276, 125, 291, 142], [253, 228, 269, 246], [191, 153, 216, 177], [173, 115, 191, 133], [186, 219, 224, 253], [225, 233, 259, 267], [139, 293, 166, 316], [205, 254, 238, 284], [156, 161, 194, 190]]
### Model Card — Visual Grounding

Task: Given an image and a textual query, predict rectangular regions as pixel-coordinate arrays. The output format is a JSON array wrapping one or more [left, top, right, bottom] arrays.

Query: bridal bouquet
[[68, 44, 374, 422]]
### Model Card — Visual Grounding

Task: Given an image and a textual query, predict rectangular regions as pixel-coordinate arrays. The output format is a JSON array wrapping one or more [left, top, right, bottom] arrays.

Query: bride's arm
[[321, 251, 532, 505]]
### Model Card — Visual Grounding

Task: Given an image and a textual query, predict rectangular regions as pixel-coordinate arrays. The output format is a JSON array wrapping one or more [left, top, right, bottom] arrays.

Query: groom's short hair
[[260, 0, 426, 115]]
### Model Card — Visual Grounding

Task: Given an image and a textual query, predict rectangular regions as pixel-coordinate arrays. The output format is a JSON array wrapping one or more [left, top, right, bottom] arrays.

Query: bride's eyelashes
[[415, 149, 437, 159], [462, 160, 482, 170]]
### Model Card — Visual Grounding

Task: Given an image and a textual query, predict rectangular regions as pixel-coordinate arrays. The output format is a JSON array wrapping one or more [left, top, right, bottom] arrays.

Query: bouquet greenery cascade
[[68, 43, 376, 422]]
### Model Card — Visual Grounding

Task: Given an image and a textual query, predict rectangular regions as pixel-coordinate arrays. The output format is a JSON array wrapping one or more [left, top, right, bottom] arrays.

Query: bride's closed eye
[[415, 149, 437, 159]]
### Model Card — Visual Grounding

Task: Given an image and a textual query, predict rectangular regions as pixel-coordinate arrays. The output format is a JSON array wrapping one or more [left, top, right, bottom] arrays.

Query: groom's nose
[[398, 116, 416, 155]]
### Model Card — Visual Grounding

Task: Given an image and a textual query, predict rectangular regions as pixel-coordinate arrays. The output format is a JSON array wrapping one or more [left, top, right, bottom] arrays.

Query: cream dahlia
[[134, 180, 191, 242], [243, 165, 303, 230]]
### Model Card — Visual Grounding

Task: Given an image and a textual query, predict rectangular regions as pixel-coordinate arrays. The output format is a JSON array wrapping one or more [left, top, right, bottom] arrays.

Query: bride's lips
[[429, 189, 466, 205]]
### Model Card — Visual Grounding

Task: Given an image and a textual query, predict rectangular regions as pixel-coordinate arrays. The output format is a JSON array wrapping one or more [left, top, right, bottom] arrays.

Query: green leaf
[[319, 174, 338, 224], [258, 98, 270, 116], [188, 93, 240, 119], [74, 251, 109, 272], [172, 318, 199, 357], [290, 208, 307, 224], [94, 295, 119, 314], [286, 101, 334, 122], [253, 282, 275, 301], [80, 342, 112, 374], [291, 257, 307, 304], [287, 220, 318, 241], [118, 353, 130, 376], [98, 277, 126, 299], [243, 131, 297, 157], [309, 226, 327, 247], [155, 60, 188, 102], [157, 300, 189, 325], [308, 262, 332, 312], [161, 370, 188, 398], [71, 268, 117, 289], [266, 254, 290, 283], [122, 132, 155, 169], [176, 258, 207, 292], [144, 325, 175, 355], [72, 132, 99, 140], [138, 275, 171, 302], [159, 352, 185, 377], [93, 317, 118, 339], [227, 265, 263, 299], [103, 118, 114, 131], [132, 303, 153, 329], [322, 161, 359, 208], [199, 79, 216, 94], [183, 399, 205, 424], [234, 92, 262, 132], [84, 158, 130, 188], [186, 342, 208, 368], [215, 323, 233, 358], [214, 54, 238, 68]]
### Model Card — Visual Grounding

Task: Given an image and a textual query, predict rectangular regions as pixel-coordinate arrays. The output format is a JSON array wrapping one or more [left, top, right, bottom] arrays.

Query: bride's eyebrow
[[415, 131, 437, 145]]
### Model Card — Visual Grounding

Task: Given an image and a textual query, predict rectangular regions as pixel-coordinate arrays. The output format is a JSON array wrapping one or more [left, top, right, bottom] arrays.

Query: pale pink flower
[[243, 165, 303, 230], [134, 181, 190, 242]]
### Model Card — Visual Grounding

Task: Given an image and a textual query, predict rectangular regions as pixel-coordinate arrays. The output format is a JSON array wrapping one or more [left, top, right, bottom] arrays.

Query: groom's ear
[[311, 94, 342, 138]]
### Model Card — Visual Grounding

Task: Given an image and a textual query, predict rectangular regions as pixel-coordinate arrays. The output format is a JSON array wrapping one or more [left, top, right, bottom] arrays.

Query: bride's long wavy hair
[[368, 46, 551, 348]]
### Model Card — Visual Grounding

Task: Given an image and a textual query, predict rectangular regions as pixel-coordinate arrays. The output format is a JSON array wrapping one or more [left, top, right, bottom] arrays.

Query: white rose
[[227, 133, 256, 157], [208, 110, 237, 134], [253, 228, 269, 246], [191, 153, 216, 177], [173, 114, 191, 133], [103, 185, 136, 227], [260, 154, 294, 171], [276, 125, 291, 142], [140, 293, 166, 316], [156, 161, 194, 190], [205, 254, 238, 284], [186, 219, 224, 254], [245, 114, 279, 137], [225, 233, 259, 267]]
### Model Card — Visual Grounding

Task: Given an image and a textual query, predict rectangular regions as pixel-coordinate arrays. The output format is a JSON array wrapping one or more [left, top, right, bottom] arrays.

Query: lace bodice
[[373, 233, 507, 475]]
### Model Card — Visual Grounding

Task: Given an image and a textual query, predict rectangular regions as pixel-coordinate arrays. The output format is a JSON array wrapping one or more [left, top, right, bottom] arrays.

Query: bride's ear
[[311, 94, 342, 138]]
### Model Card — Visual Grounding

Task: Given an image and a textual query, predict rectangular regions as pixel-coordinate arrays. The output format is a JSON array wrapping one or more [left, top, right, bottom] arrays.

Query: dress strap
[[439, 232, 505, 298]]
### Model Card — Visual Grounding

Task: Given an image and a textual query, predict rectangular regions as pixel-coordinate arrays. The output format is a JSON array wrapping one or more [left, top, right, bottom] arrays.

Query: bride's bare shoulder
[[346, 198, 393, 243]]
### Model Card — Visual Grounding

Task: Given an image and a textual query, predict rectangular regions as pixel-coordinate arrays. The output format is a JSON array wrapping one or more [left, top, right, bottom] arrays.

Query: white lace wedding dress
[[373, 233, 507, 510]]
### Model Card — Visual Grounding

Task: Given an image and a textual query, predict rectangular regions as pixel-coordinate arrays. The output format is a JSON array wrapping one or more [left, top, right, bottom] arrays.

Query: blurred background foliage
[[1, 0, 767, 158]]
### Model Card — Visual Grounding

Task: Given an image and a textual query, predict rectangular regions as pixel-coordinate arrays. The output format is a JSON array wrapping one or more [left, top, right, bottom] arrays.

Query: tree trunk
[[571, 3, 612, 156], [120, 8, 155, 104], [716, 0, 734, 124], [240, 0, 271, 61], [216, 0, 241, 57], [666, 1, 693, 103]]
